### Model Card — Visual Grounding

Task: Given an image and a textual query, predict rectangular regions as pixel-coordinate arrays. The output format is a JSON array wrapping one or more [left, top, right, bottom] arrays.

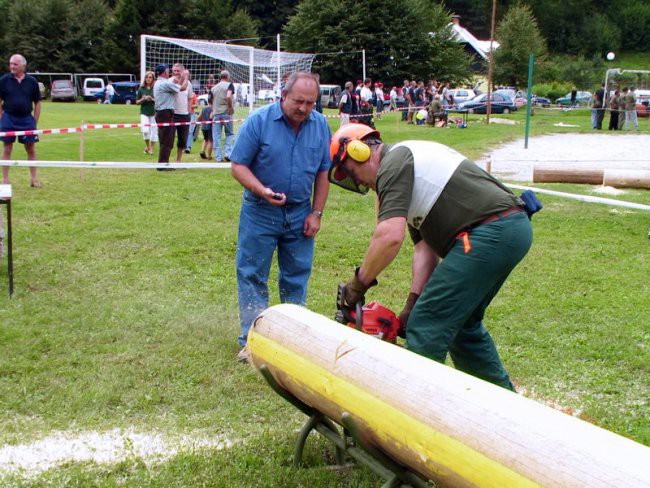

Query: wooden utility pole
[[486, 0, 497, 124]]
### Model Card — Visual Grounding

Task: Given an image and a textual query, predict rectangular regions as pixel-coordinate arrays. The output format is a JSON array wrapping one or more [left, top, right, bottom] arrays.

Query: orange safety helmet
[[329, 124, 381, 194]]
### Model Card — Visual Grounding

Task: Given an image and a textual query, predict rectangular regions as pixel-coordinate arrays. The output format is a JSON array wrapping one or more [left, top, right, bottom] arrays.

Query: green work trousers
[[406, 211, 532, 390]]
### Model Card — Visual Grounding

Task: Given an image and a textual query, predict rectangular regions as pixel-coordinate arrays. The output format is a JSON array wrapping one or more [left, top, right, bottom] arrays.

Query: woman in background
[[136, 71, 158, 155]]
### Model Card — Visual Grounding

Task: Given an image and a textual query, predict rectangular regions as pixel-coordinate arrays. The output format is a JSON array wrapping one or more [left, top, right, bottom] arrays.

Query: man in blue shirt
[[230, 72, 331, 362], [0, 54, 42, 187]]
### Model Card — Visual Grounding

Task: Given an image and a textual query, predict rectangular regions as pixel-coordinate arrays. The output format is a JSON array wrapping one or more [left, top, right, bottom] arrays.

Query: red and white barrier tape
[[3, 103, 624, 138]]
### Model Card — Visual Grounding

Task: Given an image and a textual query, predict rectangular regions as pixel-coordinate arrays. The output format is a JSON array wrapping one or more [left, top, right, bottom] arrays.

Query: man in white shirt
[[172, 64, 193, 163]]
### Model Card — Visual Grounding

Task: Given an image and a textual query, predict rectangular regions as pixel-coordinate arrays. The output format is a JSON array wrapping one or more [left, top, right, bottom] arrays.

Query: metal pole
[[362, 49, 366, 81], [139, 35, 147, 82], [486, 0, 497, 124], [249, 46, 254, 113], [524, 54, 535, 149], [277, 34, 281, 96]]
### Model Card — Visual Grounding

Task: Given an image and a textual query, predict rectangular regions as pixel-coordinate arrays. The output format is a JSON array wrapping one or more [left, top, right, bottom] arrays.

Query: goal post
[[603, 68, 650, 107], [140, 35, 315, 111]]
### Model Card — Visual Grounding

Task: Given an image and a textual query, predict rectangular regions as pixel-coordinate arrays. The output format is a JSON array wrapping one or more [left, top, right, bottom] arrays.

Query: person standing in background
[[153, 64, 188, 167], [197, 103, 213, 160], [607, 89, 620, 131], [211, 70, 235, 162], [0, 53, 42, 187], [338, 81, 356, 127], [172, 65, 193, 163], [623, 87, 639, 131], [136, 70, 157, 155], [104, 81, 115, 104]]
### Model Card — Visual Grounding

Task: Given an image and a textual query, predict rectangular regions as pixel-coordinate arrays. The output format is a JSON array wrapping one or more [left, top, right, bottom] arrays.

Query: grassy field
[[0, 102, 648, 487]]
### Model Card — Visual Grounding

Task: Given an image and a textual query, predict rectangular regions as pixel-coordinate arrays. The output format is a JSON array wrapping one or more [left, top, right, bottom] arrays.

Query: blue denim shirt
[[230, 101, 331, 204]]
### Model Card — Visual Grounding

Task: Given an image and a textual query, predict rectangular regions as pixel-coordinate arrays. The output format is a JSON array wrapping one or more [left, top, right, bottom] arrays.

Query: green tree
[[3, 0, 52, 70], [493, 3, 547, 87], [105, 0, 258, 74], [283, 0, 472, 87], [232, 0, 299, 47], [608, 0, 650, 51]]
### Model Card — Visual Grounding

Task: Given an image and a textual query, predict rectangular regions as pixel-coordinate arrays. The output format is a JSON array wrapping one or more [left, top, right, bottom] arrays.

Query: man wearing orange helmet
[[329, 124, 533, 390]]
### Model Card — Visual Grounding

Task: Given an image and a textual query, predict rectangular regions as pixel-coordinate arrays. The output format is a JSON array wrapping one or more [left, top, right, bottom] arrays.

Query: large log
[[603, 169, 650, 189], [533, 168, 604, 184], [249, 304, 650, 488]]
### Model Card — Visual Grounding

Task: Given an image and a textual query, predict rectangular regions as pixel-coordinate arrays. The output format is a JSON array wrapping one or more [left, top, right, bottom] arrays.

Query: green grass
[[0, 102, 648, 486]]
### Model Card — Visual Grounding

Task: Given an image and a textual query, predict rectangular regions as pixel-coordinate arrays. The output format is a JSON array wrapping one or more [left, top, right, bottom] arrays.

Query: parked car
[[320, 84, 341, 109], [457, 93, 518, 114], [448, 88, 476, 104], [636, 99, 649, 118], [50, 79, 76, 102], [93, 81, 140, 104], [82, 77, 105, 101], [555, 91, 592, 106], [532, 96, 551, 107]]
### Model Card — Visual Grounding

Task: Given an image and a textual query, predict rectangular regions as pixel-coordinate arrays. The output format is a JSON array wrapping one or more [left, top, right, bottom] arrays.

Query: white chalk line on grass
[[0, 428, 235, 478]]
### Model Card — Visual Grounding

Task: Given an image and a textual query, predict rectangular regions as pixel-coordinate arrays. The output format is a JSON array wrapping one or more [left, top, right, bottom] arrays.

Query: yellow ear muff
[[346, 139, 371, 163]]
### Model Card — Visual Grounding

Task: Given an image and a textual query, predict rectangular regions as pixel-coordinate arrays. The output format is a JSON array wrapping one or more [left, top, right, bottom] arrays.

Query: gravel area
[[477, 133, 650, 182]]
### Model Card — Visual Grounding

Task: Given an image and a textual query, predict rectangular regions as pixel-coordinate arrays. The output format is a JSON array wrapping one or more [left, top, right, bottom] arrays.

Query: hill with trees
[[0, 0, 646, 87]]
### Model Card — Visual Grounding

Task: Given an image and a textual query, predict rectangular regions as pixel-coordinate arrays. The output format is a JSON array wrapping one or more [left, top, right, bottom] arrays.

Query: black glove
[[397, 292, 420, 338], [344, 267, 377, 307]]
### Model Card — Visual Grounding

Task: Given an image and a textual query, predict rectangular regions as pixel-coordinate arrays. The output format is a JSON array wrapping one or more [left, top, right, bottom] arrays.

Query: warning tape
[[3, 102, 629, 138]]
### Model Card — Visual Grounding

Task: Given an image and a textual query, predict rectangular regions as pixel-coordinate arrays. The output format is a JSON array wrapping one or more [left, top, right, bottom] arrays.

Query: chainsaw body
[[335, 284, 401, 343]]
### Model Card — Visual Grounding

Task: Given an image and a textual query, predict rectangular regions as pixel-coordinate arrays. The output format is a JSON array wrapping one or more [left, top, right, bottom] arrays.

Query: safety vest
[[389, 141, 465, 229]]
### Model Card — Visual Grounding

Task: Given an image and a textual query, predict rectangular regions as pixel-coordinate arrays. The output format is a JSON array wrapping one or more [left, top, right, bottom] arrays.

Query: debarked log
[[249, 304, 650, 488]]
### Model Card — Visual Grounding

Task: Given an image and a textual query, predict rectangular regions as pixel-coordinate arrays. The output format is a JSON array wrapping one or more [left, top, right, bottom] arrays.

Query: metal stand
[[259, 365, 430, 488]]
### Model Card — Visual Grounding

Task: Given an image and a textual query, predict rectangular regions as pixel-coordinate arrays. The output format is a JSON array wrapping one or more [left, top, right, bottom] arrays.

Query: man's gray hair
[[10, 54, 27, 66], [283, 72, 320, 97], [220, 70, 230, 80]]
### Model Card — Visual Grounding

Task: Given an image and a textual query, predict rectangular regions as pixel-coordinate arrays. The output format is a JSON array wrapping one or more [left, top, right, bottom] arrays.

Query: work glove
[[397, 292, 420, 338], [343, 267, 377, 307]]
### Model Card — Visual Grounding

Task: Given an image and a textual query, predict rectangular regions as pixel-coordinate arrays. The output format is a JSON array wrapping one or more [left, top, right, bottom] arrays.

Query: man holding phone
[[229, 72, 331, 362]]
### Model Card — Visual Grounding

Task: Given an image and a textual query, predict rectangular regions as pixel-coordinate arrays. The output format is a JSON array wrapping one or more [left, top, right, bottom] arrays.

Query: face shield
[[328, 159, 370, 195]]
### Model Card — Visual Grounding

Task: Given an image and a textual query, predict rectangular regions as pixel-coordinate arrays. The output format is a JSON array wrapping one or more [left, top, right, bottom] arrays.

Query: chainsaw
[[335, 283, 401, 343]]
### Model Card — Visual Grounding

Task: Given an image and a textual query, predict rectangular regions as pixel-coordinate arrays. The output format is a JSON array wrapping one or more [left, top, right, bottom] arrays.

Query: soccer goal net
[[140, 35, 315, 111], [604, 69, 650, 103]]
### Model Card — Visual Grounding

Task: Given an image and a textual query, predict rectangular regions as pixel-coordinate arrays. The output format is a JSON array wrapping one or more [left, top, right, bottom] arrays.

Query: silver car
[[50, 80, 76, 102]]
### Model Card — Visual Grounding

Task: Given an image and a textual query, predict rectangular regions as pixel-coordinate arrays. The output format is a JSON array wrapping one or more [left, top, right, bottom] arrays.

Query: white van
[[82, 78, 105, 101], [320, 84, 341, 109]]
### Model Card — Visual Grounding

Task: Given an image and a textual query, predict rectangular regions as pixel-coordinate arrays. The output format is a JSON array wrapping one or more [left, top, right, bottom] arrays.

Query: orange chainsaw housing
[[345, 301, 401, 343]]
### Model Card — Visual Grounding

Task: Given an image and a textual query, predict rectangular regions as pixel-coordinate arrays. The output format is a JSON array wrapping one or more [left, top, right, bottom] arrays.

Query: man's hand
[[343, 268, 377, 307], [303, 213, 321, 238], [397, 292, 420, 338], [261, 188, 286, 206]]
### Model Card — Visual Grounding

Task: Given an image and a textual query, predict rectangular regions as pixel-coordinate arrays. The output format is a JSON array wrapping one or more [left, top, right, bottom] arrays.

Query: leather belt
[[473, 206, 524, 228]]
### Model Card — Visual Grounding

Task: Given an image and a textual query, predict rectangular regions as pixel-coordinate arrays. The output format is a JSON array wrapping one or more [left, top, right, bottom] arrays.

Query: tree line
[[0, 0, 647, 89]]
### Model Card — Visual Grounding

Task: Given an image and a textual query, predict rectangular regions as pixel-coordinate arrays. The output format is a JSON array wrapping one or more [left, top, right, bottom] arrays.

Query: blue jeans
[[185, 113, 197, 150], [212, 113, 234, 161], [236, 193, 315, 346]]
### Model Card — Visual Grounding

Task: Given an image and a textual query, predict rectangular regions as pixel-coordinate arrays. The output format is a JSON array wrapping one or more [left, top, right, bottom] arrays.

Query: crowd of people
[[338, 78, 464, 129], [599, 86, 640, 131]]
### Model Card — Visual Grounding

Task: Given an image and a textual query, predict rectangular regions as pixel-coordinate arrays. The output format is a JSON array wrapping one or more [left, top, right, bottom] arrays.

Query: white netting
[[141, 35, 315, 110]]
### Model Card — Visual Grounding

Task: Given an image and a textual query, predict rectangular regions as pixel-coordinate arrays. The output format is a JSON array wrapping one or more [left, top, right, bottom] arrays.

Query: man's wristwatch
[[312, 210, 323, 218]]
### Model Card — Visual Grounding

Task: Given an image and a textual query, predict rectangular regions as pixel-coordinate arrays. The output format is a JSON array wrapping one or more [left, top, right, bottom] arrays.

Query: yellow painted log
[[249, 304, 650, 488]]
